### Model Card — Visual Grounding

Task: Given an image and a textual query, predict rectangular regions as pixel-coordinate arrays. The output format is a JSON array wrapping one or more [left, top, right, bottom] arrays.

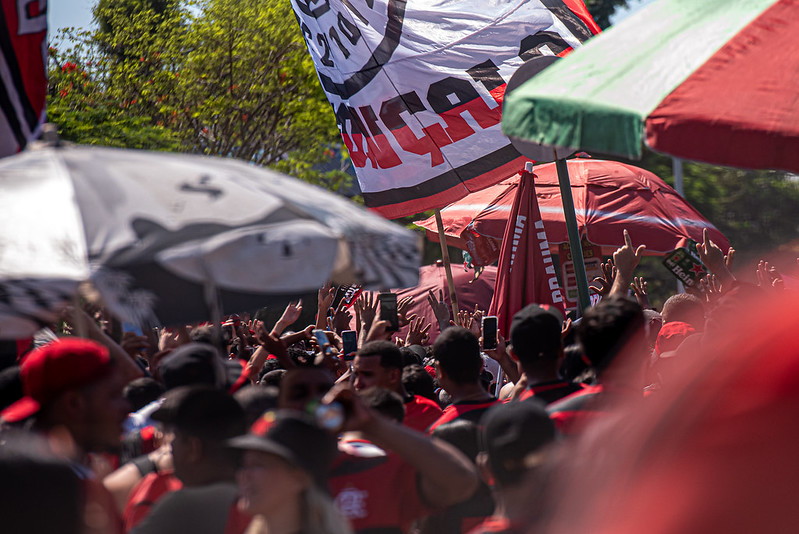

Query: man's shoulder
[[406, 394, 443, 413]]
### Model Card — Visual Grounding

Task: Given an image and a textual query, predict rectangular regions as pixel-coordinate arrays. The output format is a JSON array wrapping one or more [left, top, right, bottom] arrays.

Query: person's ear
[[60, 390, 87, 420], [435, 361, 445, 381], [476, 451, 494, 486], [507, 346, 519, 362], [186, 436, 204, 463]]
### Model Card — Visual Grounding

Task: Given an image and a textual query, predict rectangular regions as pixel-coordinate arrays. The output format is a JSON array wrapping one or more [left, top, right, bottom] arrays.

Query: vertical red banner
[[488, 165, 565, 338]]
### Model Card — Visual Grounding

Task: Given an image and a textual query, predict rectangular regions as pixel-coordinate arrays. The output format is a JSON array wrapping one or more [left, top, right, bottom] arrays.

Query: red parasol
[[416, 159, 729, 267], [392, 262, 496, 344]]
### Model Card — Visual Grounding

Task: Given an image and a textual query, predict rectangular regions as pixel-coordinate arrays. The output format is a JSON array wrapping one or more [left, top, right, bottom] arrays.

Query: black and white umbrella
[[0, 145, 421, 337]]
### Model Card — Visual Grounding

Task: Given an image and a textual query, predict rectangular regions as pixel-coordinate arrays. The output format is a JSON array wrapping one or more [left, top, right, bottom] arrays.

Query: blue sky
[[49, 0, 657, 34]]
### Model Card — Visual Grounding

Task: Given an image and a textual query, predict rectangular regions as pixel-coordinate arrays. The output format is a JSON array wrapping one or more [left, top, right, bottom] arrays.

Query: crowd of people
[[1, 228, 798, 534]]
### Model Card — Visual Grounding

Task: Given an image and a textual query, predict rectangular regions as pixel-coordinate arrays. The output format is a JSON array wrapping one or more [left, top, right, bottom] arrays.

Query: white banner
[[291, 0, 597, 218]]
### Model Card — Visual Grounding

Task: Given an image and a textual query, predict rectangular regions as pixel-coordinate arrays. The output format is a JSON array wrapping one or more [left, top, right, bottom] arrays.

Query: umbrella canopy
[[502, 0, 799, 174], [416, 159, 728, 266], [392, 262, 497, 344], [0, 145, 420, 336]]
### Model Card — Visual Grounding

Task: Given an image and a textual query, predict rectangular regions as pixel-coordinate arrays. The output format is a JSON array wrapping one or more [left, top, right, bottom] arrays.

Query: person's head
[[433, 419, 480, 462], [353, 341, 403, 392], [399, 345, 425, 368], [261, 369, 287, 388], [661, 294, 705, 331], [152, 386, 246, 485], [123, 377, 165, 412], [433, 327, 483, 389], [0, 432, 83, 534], [509, 304, 564, 372], [578, 296, 646, 379], [1, 338, 130, 454], [402, 363, 437, 401], [231, 411, 348, 533], [359, 387, 405, 423], [278, 366, 335, 412], [234, 385, 280, 427], [157, 343, 228, 391], [479, 401, 556, 488]]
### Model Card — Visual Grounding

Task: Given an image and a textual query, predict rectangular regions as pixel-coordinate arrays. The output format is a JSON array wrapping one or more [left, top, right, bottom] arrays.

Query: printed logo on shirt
[[336, 486, 369, 519]]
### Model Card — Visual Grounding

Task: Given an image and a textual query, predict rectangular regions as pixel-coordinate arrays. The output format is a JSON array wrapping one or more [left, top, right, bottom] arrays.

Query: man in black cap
[[508, 304, 582, 404], [471, 402, 557, 534], [131, 386, 249, 534]]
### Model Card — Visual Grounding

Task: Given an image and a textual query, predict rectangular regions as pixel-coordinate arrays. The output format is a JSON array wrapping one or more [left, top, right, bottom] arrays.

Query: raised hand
[[397, 295, 415, 327], [273, 299, 302, 335], [331, 300, 352, 333], [610, 229, 645, 296], [316, 282, 336, 330], [589, 258, 616, 297], [699, 273, 723, 303], [406, 315, 432, 346], [696, 228, 734, 285], [631, 276, 651, 309], [427, 289, 451, 330], [355, 292, 378, 332]]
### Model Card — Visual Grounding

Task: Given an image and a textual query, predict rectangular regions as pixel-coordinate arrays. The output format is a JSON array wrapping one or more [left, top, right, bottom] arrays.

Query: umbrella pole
[[434, 208, 461, 322], [554, 151, 591, 314]]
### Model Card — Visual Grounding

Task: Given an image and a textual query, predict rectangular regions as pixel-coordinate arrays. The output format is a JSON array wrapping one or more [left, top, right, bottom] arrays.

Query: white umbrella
[[0, 144, 421, 337]]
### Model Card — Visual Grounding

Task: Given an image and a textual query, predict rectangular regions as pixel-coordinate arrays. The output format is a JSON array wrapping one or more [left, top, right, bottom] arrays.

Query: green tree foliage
[[48, 0, 350, 191], [585, 0, 631, 29]]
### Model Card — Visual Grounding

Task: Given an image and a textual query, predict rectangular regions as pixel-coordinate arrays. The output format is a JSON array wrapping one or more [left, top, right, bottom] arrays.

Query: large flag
[[488, 163, 565, 338], [290, 0, 598, 218], [0, 0, 48, 157]]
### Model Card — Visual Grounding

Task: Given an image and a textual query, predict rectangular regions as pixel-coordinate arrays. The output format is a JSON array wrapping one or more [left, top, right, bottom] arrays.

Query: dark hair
[[358, 341, 403, 370], [234, 385, 279, 427], [433, 327, 483, 385], [359, 387, 405, 423], [432, 419, 480, 461], [123, 377, 165, 412], [402, 364, 437, 401], [260, 369, 286, 388], [578, 296, 645, 374], [661, 293, 705, 328], [559, 344, 590, 384], [399, 346, 423, 368]]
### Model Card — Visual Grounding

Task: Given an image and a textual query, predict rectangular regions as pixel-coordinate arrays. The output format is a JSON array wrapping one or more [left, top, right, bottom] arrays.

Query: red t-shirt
[[403, 394, 443, 433], [427, 398, 498, 433], [329, 438, 432, 534], [518, 380, 584, 405], [123, 470, 183, 531], [546, 384, 605, 436]]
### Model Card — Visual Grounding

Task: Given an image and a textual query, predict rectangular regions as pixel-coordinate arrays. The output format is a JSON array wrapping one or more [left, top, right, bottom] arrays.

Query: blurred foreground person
[[131, 386, 249, 534], [0, 338, 130, 533], [468, 402, 556, 534], [230, 411, 352, 534], [0, 432, 83, 534], [543, 289, 799, 534]]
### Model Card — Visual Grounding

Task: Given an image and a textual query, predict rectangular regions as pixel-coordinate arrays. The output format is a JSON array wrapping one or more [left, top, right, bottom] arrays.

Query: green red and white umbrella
[[502, 0, 799, 173]]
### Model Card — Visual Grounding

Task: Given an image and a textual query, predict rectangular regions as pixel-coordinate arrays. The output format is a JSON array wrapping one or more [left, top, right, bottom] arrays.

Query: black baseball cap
[[228, 410, 338, 489], [158, 343, 241, 391], [510, 304, 564, 362], [480, 401, 556, 487]]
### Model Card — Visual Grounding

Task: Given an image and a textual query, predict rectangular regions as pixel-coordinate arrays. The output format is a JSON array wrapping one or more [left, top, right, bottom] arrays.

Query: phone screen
[[379, 292, 399, 332], [313, 329, 330, 349], [482, 316, 498, 350], [341, 330, 357, 360]]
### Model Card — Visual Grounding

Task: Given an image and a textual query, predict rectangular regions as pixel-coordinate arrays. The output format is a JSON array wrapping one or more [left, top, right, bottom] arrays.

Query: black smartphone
[[312, 329, 330, 353], [482, 316, 498, 350], [378, 292, 399, 332], [341, 330, 357, 360]]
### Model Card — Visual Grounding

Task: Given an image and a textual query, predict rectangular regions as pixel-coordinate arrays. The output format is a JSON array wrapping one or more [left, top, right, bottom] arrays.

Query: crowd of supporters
[[1, 229, 798, 534]]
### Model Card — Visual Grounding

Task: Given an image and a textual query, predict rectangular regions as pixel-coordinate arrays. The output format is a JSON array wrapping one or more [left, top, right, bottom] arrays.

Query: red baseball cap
[[1, 338, 112, 423]]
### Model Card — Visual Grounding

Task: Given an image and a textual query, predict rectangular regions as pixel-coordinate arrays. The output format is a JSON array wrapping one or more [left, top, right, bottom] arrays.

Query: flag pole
[[554, 150, 591, 314], [434, 208, 461, 322]]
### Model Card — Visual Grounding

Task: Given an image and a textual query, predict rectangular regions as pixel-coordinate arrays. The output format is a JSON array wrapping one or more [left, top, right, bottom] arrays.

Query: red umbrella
[[416, 159, 729, 267], [392, 262, 497, 344]]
